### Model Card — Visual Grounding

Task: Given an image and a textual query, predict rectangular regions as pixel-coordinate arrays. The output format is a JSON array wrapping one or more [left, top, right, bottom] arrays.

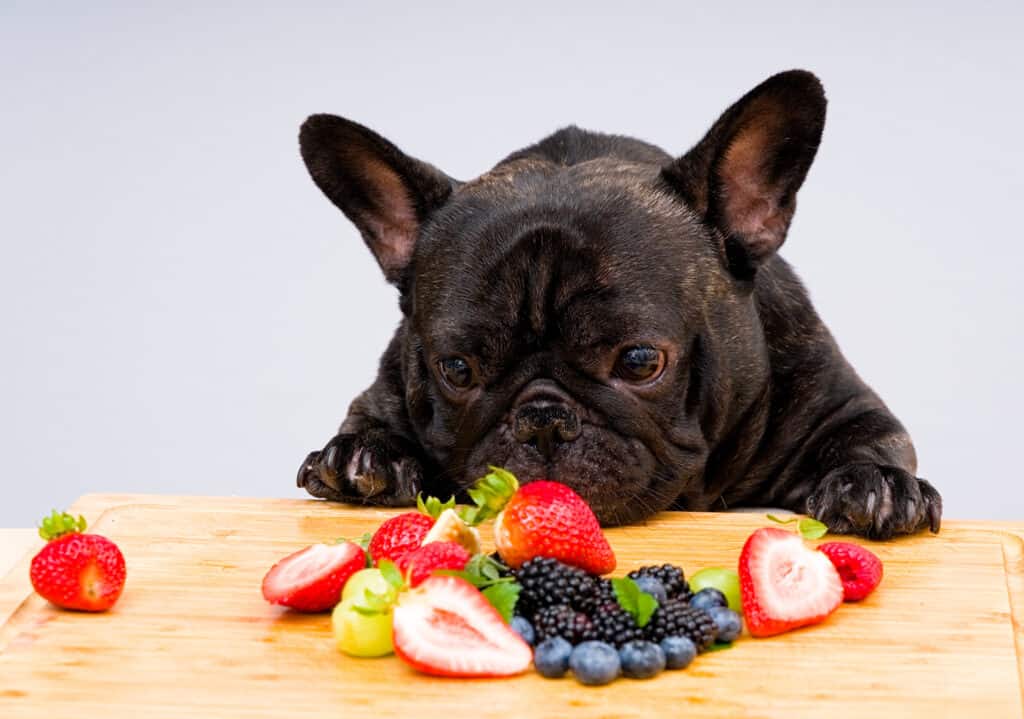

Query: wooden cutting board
[[1, 494, 1022, 718]]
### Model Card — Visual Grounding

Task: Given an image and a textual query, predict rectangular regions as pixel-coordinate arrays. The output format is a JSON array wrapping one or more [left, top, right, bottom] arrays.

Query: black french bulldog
[[295, 70, 941, 539]]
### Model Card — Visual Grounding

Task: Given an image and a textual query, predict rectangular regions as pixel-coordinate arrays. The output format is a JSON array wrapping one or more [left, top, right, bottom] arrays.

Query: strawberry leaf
[[438, 554, 514, 589], [705, 641, 735, 652], [460, 467, 519, 526], [482, 582, 521, 624], [416, 493, 456, 520], [38, 510, 87, 541], [798, 518, 828, 540], [766, 514, 797, 525], [612, 577, 659, 628], [352, 587, 394, 615], [378, 559, 405, 591]]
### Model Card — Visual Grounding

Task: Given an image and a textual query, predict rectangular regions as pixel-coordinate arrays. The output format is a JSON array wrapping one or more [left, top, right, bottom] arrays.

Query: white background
[[2, 2, 1021, 526]]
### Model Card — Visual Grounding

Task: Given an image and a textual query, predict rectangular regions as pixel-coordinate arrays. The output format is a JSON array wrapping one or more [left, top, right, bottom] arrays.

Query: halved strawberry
[[392, 575, 533, 677], [818, 542, 883, 601], [739, 527, 843, 637], [262, 541, 366, 612], [396, 541, 471, 587]]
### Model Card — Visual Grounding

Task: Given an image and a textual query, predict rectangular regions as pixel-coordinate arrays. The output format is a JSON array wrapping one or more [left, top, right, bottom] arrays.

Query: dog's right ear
[[299, 115, 457, 284]]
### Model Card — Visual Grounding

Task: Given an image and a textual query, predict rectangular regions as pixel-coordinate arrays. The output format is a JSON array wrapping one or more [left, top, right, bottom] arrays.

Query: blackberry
[[586, 600, 643, 647], [578, 577, 616, 615], [628, 564, 692, 602], [643, 600, 716, 651], [515, 557, 597, 616], [533, 604, 593, 644]]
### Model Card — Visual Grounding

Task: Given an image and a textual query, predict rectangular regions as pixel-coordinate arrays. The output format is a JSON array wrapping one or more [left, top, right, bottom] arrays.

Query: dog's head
[[300, 70, 826, 524]]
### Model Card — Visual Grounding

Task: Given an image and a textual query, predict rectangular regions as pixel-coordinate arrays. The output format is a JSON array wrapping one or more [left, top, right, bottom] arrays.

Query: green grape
[[332, 597, 394, 657], [689, 567, 742, 612], [341, 568, 394, 603]]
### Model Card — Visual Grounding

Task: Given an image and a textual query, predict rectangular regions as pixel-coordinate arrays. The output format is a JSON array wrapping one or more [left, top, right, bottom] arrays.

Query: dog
[[294, 69, 941, 539]]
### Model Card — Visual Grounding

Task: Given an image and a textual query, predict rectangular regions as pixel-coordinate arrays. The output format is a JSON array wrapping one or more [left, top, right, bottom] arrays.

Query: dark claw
[[295, 430, 422, 506], [806, 463, 942, 539]]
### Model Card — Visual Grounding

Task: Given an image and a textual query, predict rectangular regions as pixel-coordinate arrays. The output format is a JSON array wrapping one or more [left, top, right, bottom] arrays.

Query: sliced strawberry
[[818, 542, 883, 601], [367, 512, 435, 564], [739, 527, 843, 637], [392, 575, 532, 677], [262, 541, 366, 612], [494, 480, 615, 574], [396, 541, 471, 587]]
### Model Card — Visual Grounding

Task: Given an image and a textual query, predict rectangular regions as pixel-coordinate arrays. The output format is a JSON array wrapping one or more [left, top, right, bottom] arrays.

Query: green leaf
[[612, 577, 660, 628], [482, 582, 521, 624], [460, 467, 519, 526], [798, 518, 828, 540], [705, 641, 735, 652], [440, 554, 514, 589], [353, 587, 393, 614], [416, 493, 456, 520], [38, 510, 87, 541], [766, 514, 797, 525], [378, 559, 405, 590]]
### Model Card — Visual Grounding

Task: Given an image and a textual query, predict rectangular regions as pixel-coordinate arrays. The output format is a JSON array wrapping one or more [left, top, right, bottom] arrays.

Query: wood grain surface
[[1, 494, 1022, 718]]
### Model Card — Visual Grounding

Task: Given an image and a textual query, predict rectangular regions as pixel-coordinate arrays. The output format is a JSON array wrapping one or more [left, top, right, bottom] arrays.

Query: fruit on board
[[30, 510, 126, 612], [391, 575, 532, 677], [262, 540, 367, 612], [817, 542, 883, 602], [738, 527, 843, 637]]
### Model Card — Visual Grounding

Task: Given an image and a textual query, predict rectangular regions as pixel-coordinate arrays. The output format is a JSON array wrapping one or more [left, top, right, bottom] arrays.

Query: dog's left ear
[[663, 70, 826, 277]]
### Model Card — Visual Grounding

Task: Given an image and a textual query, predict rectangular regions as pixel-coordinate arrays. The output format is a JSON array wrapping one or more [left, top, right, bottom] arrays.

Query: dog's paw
[[805, 463, 942, 539], [296, 429, 423, 506]]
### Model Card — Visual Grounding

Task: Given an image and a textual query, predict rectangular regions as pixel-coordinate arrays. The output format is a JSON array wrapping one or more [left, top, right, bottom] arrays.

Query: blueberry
[[534, 636, 573, 678], [660, 636, 698, 669], [618, 640, 666, 679], [569, 641, 621, 686], [690, 587, 728, 611], [632, 576, 668, 605], [707, 606, 742, 643], [511, 615, 536, 646]]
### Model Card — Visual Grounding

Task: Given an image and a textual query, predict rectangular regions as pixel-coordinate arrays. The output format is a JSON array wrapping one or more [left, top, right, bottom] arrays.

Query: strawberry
[[488, 476, 616, 575], [262, 541, 367, 612], [395, 541, 471, 587], [30, 510, 126, 612], [392, 574, 532, 677], [367, 495, 457, 564], [367, 513, 434, 564], [818, 541, 883, 601], [739, 527, 843, 637]]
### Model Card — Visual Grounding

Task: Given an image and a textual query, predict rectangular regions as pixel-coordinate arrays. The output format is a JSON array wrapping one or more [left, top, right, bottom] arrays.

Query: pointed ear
[[299, 114, 457, 284], [663, 70, 826, 277]]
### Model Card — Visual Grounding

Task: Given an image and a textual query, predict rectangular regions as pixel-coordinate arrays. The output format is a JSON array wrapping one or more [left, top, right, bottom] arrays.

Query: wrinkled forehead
[[412, 160, 717, 358]]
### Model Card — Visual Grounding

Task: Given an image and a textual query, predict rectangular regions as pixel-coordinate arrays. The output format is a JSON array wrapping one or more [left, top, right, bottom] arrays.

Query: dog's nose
[[513, 399, 581, 458]]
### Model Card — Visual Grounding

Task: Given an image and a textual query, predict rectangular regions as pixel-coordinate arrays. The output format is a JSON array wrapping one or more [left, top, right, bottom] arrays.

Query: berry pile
[[511, 557, 744, 685]]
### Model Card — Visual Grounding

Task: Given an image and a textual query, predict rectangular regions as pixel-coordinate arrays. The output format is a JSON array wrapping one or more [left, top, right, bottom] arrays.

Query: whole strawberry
[[461, 467, 616, 575], [367, 495, 457, 564], [396, 541, 471, 587], [30, 510, 126, 612]]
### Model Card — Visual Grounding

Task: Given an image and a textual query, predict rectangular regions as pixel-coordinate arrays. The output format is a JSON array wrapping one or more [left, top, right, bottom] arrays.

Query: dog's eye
[[438, 357, 475, 390], [614, 345, 666, 383]]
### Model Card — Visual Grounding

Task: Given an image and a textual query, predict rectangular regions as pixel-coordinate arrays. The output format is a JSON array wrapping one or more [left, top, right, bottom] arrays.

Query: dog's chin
[[462, 424, 673, 526]]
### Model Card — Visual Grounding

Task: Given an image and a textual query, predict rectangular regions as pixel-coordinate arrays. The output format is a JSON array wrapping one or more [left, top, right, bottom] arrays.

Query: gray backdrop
[[2, 2, 1021, 527]]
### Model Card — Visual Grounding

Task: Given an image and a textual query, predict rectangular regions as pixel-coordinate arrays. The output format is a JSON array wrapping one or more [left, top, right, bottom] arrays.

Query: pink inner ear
[[719, 121, 790, 260], [361, 157, 419, 275]]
